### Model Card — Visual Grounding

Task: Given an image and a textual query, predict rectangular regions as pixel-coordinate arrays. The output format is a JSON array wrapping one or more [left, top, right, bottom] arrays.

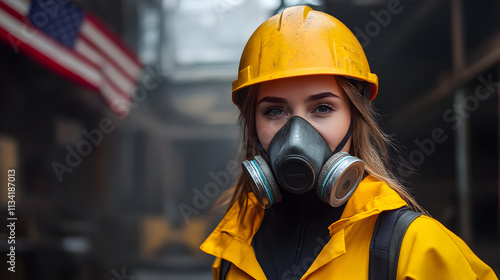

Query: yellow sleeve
[[397, 216, 498, 280]]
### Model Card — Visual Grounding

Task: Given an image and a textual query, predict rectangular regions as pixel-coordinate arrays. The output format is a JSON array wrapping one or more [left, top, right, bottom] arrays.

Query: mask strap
[[335, 83, 365, 152], [333, 121, 353, 154], [255, 139, 269, 161]]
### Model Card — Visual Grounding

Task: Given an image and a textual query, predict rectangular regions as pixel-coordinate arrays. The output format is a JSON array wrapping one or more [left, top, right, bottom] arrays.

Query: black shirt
[[252, 190, 345, 280]]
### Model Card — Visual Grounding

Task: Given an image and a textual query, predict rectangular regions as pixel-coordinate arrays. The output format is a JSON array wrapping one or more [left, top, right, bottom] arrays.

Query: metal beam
[[390, 34, 500, 125], [451, 0, 472, 243]]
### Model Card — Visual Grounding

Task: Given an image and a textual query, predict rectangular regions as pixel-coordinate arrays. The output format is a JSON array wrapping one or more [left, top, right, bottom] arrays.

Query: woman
[[200, 5, 497, 280]]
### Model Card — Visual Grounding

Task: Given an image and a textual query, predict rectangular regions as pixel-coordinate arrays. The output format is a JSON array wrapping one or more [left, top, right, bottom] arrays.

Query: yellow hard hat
[[232, 5, 378, 106]]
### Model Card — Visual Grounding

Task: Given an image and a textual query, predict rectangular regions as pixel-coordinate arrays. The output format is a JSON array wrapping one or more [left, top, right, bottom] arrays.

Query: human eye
[[265, 107, 286, 117], [313, 104, 334, 114]]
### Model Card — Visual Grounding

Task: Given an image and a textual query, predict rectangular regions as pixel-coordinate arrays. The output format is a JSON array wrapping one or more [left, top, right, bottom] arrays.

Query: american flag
[[0, 0, 142, 117]]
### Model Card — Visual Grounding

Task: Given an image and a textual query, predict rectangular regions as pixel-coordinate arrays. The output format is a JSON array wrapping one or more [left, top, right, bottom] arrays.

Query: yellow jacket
[[200, 175, 497, 279]]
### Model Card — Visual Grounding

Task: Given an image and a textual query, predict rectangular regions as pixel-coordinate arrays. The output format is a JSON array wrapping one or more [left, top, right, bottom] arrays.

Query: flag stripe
[[81, 17, 141, 80], [0, 0, 142, 117], [3, 0, 28, 16], [105, 73, 131, 99], [85, 13, 141, 66], [0, 0, 27, 21], [0, 6, 101, 88], [101, 80, 131, 116], [5, 1, 105, 78], [77, 34, 137, 94], [102, 72, 132, 102], [102, 61, 135, 96], [74, 38, 102, 67], [0, 24, 97, 90]]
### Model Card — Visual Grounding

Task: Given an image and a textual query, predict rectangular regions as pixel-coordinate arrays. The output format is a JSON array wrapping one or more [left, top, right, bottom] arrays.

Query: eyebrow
[[257, 96, 288, 105], [305, 92, 341, 102], [257, 91, 340, 105]]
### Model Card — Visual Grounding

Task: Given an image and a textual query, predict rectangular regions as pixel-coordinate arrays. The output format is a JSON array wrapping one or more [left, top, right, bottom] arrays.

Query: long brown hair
[[217, 76, 428, 220]]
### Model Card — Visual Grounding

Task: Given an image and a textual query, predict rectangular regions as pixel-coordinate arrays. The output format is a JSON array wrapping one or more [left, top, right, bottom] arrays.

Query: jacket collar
[[328, 175, 407, 236], [200, 175, 407, 280], [200, 192, 266, 279]]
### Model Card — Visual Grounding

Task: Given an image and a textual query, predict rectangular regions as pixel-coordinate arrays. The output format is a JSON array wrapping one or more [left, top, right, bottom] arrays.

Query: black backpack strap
[[369, 207, 422, 280], [219, 258, 231, 280]]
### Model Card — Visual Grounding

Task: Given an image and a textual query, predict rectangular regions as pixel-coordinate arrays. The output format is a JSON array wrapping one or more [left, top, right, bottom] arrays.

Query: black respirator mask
[[242, 116, 364, 209]]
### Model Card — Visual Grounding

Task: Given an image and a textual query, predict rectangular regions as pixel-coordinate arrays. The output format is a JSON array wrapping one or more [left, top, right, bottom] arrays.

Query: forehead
[[257, 75, 345, 100]]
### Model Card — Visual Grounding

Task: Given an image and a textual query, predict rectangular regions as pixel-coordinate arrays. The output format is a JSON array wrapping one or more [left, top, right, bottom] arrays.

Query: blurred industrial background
[[0, 0, 499, 279]]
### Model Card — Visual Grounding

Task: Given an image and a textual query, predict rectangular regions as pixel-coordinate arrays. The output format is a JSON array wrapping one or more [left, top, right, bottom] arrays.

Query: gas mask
[[242, 116, 364, 209]]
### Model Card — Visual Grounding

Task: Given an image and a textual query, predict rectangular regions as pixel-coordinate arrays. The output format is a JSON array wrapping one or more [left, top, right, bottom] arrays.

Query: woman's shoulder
[[398, 215, 498, 279], [403, 215, 471, 254]]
